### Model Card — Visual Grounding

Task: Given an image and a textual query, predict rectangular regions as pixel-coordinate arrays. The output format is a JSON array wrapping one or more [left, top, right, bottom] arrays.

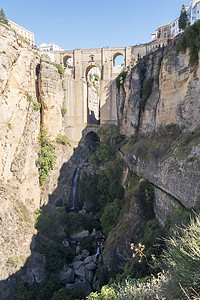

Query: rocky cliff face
[[119, 38, 200, 136], [103, 38, 200, 274], [0, 24, 73, 283], [0, 24, 41, 280]]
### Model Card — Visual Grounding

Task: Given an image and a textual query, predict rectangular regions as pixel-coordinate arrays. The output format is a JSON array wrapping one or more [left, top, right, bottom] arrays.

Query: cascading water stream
[[71, 166, 81, 210]]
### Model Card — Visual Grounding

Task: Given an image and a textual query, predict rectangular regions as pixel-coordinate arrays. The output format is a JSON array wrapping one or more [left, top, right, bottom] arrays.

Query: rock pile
[[59, 229, 102, 295]]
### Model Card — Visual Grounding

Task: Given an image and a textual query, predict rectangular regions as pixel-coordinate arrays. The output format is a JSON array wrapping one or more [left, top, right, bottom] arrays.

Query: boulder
[[59, 265, 74, 284], [70, 230, 89, 242], [81, 249, 89, 259], [73, 254, 82, 262], [72, 260, 84, 270], [85, 262, 97, 271], [62, 239, 70, 247], [83, 256, 94, 264], [74, 266, 86, 281]]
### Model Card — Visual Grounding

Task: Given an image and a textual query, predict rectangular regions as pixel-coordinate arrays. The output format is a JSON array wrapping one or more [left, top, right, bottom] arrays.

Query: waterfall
[[71, 166, 81, 210]]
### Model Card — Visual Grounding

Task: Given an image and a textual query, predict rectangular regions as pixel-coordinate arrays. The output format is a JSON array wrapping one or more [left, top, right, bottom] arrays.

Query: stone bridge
[[44, 41, 167, 141]]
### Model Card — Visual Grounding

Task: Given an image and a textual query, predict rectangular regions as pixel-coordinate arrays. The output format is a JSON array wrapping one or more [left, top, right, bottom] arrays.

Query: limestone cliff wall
[[0, 24, 73, 281], [0, 24, 41, 280], [119, 38, 200, 135]]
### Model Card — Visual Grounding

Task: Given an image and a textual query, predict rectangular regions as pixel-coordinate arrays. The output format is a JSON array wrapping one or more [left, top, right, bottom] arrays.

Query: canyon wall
[[0, 24, 74, 282]]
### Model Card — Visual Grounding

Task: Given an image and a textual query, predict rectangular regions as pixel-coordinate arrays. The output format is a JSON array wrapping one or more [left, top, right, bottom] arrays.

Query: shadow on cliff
[[0, 128, 100, 300]]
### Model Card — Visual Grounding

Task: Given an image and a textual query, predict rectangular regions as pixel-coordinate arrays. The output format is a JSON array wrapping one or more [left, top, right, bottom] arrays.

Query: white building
[[191, 0, 200, 24], [38, 43, 63, 52], [8, 20, 34, 45], [151, 0, 200, 42], [170, 18, 182, 38]]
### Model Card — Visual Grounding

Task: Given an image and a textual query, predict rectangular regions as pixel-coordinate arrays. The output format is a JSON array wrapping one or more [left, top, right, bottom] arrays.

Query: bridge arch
[[85, 65, 101, 125], [84, 131, 100, 151], [113, 52, 125, 66], [63, 55, 73, 68]]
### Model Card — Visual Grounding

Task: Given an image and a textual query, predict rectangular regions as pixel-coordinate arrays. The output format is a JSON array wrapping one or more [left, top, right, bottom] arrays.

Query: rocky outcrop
[[119, 38, 200, 136], [39, 54, 65, 139], [0, 23, 41, 280], [0, 24, 74, 283]]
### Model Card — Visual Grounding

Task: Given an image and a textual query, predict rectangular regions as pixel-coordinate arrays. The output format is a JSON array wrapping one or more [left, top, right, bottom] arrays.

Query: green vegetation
[[55, 134, 73, 146], [100, 198, 121, 236], [61, 106, 67, 117], [90, 124, 124, 165], [116, 69, 127, 89], [26, 94, 32, 102], [55, 64, 64, 78], [82, 159, 124, 218], [7, 122, 12, 129], [121, 124, 200, 163], [6, 255, 27, 273], [179, 4, 187, 30], [88, 73, 100, 95], [13, 274, 60, 300], [177, 20, 200, 66], [1, 50, 6, 54], [36, 125, 57, 185], [33, 102, 41, 111], [0, 8, 8, 25], [161, 215, 200, 299]]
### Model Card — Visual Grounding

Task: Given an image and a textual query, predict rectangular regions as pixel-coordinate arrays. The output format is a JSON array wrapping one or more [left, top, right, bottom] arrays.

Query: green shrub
[[90, 124, 124, 165], [116, 69, 127, 89], [12, 274, 60, 300], [100, 199, 121, 236], [8, 122, 12, 129], [26, 94, 32, 102], [87, 285, 117, 300], [52, 288, 85, 300], [55, 134, 72, 146], [177, 20, 200, 66], [36, 125, 57, 184], [80, 236, 95, 254], [161, 215, 200, 298], [33, 102, 41, 111], [1, 50, 6, 54], [82, 160, 124, 215], [55, 64, 64, 77], [61, 106, 67, 117]]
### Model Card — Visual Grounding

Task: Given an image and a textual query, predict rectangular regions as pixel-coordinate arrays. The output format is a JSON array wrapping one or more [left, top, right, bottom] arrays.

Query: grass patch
[[55, 64, 64, 78], [55, 134, 73, 146]]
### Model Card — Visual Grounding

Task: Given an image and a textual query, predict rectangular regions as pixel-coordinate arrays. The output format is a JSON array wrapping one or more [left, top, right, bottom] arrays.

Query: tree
[[179, 4, 187, 30], [0, 8, 8, 25]]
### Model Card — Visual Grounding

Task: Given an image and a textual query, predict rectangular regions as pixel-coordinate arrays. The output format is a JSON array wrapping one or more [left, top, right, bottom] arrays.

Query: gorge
[[0, 20, 200, 299]]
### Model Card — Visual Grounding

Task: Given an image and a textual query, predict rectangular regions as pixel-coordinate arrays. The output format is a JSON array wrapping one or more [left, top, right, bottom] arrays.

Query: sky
[[0, 0, 189, 50]]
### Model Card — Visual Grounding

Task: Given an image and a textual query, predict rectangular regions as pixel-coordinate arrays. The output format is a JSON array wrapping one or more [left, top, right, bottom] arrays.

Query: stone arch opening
[[63, 55, 73, 68], [85, 65, 101, 125], [84, 131, 100, 151], [113, 53, 125, 66]]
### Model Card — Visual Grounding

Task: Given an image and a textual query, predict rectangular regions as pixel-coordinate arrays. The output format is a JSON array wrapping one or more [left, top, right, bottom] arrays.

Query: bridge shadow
[[0, 127, 101, 300]]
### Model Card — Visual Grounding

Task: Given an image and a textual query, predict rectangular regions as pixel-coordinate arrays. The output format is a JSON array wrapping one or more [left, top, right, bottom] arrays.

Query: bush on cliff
[[177, 19, 200, 66], [82, 159, 124, 215], [90, 124, 124, 165], [36, 125, 57, 185], [0, 8, 8, 25], [100, 198, 121, 236], [160, 214, 200, 298]]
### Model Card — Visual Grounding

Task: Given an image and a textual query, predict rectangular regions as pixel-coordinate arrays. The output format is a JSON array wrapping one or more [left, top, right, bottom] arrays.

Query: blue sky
[[0, 0, 188, 50]]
